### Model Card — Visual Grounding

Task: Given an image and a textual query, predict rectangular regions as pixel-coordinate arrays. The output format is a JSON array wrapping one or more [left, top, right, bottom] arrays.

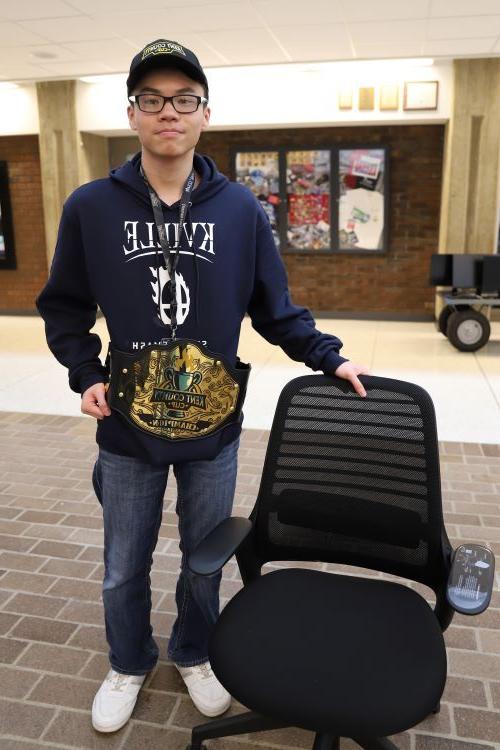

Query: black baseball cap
[[127, 39, 209, 98]]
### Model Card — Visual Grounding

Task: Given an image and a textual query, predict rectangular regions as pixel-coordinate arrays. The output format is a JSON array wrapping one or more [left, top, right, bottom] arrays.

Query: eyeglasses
[[129, 93, 208, 114]]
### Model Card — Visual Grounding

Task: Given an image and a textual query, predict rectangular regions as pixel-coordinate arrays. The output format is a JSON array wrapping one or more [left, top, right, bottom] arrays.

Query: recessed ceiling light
[[360, 57, 435, 67], [79, 74, 127, 85]]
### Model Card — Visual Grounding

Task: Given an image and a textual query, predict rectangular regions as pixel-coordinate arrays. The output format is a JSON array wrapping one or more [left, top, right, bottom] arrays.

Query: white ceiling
[[0, 0, 499, 83]]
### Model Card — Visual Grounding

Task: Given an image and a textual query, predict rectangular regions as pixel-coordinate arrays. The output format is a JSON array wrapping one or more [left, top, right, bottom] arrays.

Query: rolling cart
[[430, 254, 500, 352]]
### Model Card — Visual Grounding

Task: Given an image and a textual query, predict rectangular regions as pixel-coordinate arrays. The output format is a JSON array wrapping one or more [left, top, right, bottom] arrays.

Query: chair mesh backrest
[[253, 375, 451, 590]]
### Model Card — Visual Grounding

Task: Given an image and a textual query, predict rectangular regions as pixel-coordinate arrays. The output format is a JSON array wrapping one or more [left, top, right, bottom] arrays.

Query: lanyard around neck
[[140, 161, 196, 340]]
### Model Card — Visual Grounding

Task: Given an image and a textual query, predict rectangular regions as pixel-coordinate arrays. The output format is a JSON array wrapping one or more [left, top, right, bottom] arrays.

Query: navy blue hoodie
[[35, 151, 348, 466]]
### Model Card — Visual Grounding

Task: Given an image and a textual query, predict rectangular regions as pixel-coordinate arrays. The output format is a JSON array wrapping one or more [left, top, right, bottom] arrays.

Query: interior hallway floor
[[0, 313, 500, 748], [0, 314, 499, 444]]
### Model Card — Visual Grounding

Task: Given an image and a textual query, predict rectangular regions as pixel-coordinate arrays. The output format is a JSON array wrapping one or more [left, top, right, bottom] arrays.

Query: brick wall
[[0, 135, 47, 313], [199, 124, 445, 316], [1, 126, 444, 316]]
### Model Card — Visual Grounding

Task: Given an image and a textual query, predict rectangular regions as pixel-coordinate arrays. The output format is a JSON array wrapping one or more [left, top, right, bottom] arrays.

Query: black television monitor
[[452, 254, 484, 289], [429, 254, 454, 286], [481, 255, 500, 294]]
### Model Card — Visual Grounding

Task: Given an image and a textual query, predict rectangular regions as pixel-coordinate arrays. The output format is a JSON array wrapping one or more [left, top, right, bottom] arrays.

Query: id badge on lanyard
[[140, 161, 195, 341]]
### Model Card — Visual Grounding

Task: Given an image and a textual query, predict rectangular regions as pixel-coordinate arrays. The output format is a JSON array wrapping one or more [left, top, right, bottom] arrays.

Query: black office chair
[[186, 375, 495, 750]]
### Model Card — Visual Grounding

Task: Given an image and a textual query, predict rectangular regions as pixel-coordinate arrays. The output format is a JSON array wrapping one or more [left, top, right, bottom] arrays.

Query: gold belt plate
[[127, 342, 239, 439]]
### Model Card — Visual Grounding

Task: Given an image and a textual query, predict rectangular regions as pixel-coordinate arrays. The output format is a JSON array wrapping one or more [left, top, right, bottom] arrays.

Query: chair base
[[187, 710, 399, 750], [313, 733, 340, 750], [187, 710, 288, 750], [354, 739, 398, 750]]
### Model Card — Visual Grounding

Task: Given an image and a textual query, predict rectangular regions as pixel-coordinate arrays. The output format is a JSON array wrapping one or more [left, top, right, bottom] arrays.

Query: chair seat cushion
[[209, 568, 446, 738]]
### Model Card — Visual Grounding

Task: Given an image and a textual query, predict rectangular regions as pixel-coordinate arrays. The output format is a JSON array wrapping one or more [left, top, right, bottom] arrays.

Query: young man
[[36, 39, 368, 733]]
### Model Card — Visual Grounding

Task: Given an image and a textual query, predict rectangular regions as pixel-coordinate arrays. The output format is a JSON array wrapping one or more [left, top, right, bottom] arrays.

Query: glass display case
[[338, 148, 386, 252], [286, 150, 330, 251], [235, 150, 281, 249], [233, 146, 388, 254]]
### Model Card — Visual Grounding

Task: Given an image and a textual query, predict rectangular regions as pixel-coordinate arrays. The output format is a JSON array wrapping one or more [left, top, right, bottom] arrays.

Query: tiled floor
[[0, 411, 499, 749], [0, 314, 500, 748]]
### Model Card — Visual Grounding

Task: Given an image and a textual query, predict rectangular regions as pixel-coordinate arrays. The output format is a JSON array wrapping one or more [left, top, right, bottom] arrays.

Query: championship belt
[[106, 340, 250, 441]]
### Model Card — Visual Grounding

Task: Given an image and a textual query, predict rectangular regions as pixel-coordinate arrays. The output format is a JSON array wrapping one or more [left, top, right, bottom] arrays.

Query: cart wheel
[[437, 304, 470, 336], [447, 310, 490, 351], [437, 305, 453, 336]]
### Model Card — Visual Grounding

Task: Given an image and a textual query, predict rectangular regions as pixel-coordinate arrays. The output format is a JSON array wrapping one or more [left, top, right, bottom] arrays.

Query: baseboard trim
[[0, 309, 105, 318], [311, 310, 435, 322], [2, 309, 434, 322], [0, 309, 38, 316]]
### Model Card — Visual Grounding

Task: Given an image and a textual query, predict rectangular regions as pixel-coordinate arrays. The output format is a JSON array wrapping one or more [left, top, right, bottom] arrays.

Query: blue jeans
[[91, 436, 240, 675]]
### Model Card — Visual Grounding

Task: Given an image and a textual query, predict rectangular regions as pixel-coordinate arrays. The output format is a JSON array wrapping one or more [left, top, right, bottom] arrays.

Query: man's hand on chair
[[334, 362, 370, 398]]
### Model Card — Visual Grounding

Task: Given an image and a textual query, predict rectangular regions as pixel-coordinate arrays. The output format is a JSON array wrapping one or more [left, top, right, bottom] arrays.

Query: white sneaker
[[92, 668, 147, 732], [176, 661, 231, 717]]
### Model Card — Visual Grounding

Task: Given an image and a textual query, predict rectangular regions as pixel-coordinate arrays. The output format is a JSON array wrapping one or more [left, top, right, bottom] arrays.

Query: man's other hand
[[334, 362, 370, 398], [81, 383, 112, 420]]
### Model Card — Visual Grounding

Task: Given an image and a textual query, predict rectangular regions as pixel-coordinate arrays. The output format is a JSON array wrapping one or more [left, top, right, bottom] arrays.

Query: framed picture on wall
[[358, 87, 375, 111], [338, 87, 353, 110], [379, 84, 399, 111], [0, 161, 17, 269], [403, 81, 439, 111], [231, 145, 389, 255]]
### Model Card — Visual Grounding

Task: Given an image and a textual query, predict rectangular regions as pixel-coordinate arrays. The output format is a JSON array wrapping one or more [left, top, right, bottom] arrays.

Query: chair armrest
[[188, 517, 253, 576], [446, 544, 495, 615]]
